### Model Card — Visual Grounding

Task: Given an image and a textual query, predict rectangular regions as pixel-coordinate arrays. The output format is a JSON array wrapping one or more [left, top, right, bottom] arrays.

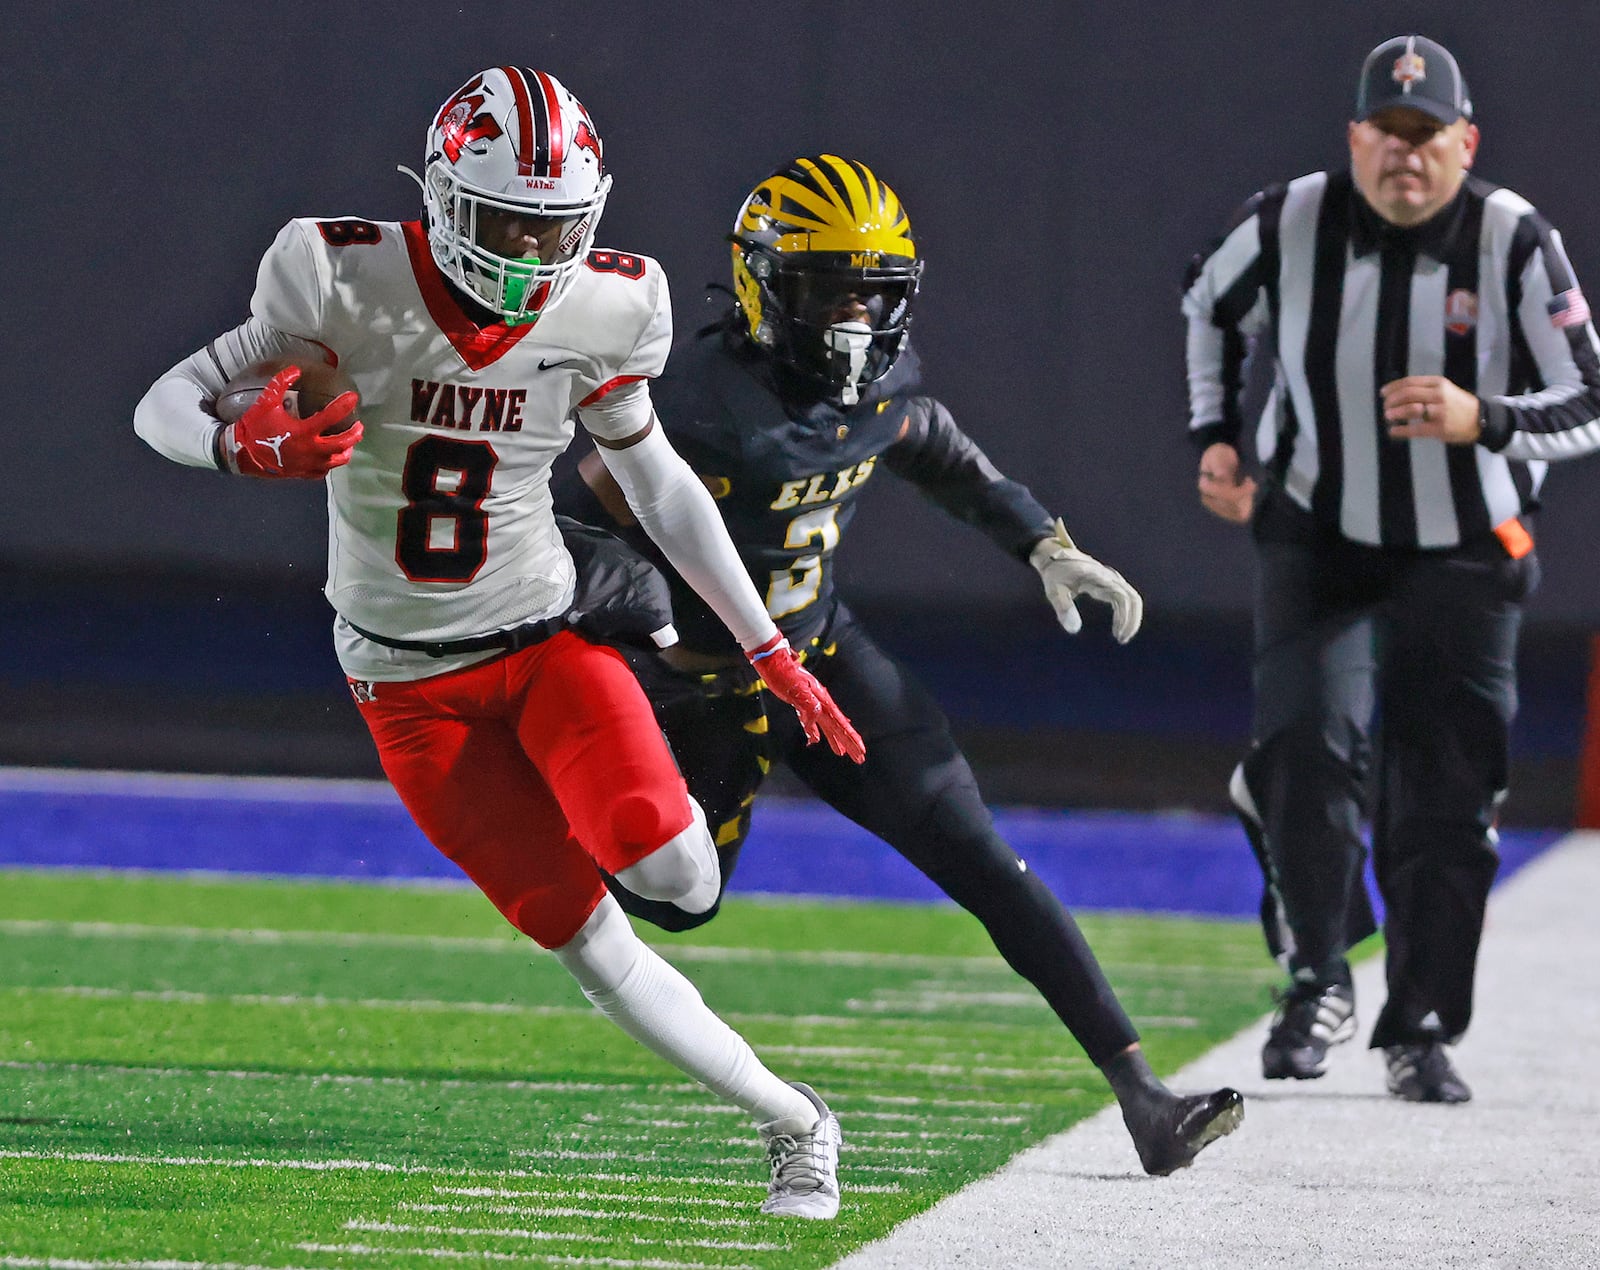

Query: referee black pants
[[1244, 498, 1532, 1047], [608, 603, 1141, 1067]]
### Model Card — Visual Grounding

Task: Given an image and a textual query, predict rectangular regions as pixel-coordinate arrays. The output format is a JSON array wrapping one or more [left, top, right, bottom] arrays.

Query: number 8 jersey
[[139, 216, 672, 681]]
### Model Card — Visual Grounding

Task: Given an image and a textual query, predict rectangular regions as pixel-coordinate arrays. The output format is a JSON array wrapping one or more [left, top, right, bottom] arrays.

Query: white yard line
[[836, 832, 1600, 1269], [0, 1261, 321, 1270], [0, 1148, 903, 1194], [0, 917, 1014, 972], [298, 1245, 748, 1269]]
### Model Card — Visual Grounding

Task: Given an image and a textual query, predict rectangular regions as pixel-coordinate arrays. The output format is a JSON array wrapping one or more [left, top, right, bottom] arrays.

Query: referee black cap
[[1356, 35, 1472, 126]]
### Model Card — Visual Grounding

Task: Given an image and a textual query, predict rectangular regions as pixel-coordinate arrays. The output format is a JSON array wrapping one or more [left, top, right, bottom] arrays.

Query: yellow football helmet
[[731, 155, 923, 404]]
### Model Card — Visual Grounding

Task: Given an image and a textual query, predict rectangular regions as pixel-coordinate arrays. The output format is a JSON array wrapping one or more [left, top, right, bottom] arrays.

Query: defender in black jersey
[[558, 155, 1242, 1175]]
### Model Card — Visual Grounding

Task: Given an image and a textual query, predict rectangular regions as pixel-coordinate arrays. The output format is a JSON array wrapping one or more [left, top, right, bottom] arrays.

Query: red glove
[[223, 367, 362, 479], [747, 633, 866, 763]]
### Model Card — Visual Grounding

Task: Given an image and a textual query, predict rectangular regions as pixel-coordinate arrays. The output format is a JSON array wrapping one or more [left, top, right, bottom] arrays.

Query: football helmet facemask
[[731, 155, 923, 404], [411, 67, 611, 325]]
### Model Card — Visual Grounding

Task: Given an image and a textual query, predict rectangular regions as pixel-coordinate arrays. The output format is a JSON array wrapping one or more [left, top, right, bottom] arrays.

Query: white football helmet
[[416, 67, 611, 324]]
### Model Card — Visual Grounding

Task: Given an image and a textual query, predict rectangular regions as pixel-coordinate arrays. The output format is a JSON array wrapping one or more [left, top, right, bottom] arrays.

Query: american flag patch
[[1548, 287, 1591, 329]]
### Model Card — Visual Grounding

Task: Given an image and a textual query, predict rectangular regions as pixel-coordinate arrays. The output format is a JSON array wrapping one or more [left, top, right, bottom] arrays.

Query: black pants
[[608, 603, 1140, 1067], [1244, 494, 1532, 1047]]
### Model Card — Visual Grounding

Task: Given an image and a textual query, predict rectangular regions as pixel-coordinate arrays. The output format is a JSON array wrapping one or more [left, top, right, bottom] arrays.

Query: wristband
[[746, 632, 786, 663]]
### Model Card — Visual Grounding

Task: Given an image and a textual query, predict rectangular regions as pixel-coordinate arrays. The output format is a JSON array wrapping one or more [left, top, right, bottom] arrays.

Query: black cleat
[[1262, 980, 1356, 1080], [1122, 1087, 1245, 1176], [1384, 1043, 1472, 1104]]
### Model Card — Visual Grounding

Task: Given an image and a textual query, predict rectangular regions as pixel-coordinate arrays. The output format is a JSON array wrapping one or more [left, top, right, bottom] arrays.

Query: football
[[213, 357, 360, 434]]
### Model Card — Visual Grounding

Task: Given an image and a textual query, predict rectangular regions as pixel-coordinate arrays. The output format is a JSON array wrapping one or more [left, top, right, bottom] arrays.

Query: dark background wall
[[0, 2, 1595, 820], [5, 0, 1599, 616]]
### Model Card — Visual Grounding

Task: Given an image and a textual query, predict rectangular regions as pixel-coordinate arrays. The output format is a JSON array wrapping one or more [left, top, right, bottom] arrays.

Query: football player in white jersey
[[133, 66, 853, 1219]]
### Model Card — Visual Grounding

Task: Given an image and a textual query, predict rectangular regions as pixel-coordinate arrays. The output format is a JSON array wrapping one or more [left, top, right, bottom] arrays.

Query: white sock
[[552, 895, 814, 1126]]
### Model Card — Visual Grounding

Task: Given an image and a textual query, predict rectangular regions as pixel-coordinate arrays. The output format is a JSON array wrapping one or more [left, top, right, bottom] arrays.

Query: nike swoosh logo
[[538, 357, 582, 371]]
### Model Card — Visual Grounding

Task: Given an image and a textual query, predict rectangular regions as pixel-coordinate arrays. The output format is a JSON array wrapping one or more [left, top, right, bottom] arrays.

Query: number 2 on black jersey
[[396, 436, 497, 582], [766, 505, 842, 618]]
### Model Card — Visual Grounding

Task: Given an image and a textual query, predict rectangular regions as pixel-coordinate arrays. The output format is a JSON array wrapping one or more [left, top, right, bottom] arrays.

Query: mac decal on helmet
[[731, 155, 923, 404], [409, 67, 611, 324]]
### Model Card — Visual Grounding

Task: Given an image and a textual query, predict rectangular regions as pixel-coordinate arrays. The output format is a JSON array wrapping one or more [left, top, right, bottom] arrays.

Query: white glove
[[1029, 517, 1144, 643]]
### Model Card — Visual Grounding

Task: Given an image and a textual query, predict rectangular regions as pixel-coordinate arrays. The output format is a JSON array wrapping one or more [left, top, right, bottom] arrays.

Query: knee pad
[[611, 796, 721, 914]]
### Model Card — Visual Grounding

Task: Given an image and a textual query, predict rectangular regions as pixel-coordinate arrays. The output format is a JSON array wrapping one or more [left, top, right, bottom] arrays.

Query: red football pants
[[353, 630, 693, 948]]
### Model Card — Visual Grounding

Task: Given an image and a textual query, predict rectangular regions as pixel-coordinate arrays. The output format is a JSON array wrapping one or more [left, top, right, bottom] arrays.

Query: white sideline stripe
[[437, 1187, 747, 1209], [850, 1093, 1030, 1108], [0, 1059, 619, 1094], [0, 1148, 431, 1176], [844, 1110, 1027, 1125], [300, 1244, 749, 1269], [0, 917, 1018, 972], [0, 1260, 320, 1270], [5, 984, 869, 1032], [0, 1149, 742, 1186], [720, 1136, 953, 1158], [0, 1148, 909, 1193], [345, 1220, 782, 1253], [399, 1202, 757, 1229], [5, 983, 869, 1032], [846, 1130, 952, 1141], [12, 984, 588, 1018], [510, 1147, 927, 1176], [0, 1146, 703, 1186], [581, 1114, 692, 1128], [0, 912, 1264, 985], [3, 1061, 1041, 1119], [755, 1043, 1089, 1072]]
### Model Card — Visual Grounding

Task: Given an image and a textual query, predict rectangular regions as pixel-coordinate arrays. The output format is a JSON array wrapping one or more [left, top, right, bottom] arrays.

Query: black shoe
[[1384, 1043, 1472, 1103], [1122, 1088, 1245, 1176], [1262, 980, 1356, 1080]]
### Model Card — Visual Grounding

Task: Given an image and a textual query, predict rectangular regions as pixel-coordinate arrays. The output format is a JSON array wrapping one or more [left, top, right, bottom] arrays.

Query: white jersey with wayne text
[[144, 216, 671, 680]]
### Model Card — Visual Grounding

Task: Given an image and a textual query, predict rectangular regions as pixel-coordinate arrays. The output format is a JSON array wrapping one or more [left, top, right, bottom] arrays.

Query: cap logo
[[1392, 51, 1426, 92]]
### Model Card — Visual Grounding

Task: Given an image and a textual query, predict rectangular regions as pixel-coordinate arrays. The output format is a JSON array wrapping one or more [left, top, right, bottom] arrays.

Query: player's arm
[[883, 398, 1142, 642], [580, 385, 863, 762], [882, 397, 1054, 557], [1181, 188, 1276, 523], [1384, 214, 1600, 460], [133, 320, 351, 473], [134, 220, 359, 477]]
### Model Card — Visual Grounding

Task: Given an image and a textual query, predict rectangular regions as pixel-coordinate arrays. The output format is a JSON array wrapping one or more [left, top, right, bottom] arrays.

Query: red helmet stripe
[[499, 65, 538, 176], [531, 70, 566, 178]]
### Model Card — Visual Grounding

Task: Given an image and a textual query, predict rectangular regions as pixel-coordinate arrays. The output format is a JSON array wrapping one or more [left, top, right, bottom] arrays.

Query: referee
[[1183, 34, 1600, 1103]]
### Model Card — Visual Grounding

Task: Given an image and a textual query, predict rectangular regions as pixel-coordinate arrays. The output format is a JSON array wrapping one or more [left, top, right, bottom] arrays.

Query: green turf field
[[0, 868, 1280, 1268]]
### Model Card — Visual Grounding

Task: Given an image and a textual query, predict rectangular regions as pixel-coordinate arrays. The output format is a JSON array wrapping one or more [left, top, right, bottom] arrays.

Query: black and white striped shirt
[[1184, 171, 1600, 548]]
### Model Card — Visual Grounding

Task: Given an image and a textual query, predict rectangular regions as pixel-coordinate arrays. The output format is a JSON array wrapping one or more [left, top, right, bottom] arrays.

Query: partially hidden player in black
[[556, 155, 1243, 1175]]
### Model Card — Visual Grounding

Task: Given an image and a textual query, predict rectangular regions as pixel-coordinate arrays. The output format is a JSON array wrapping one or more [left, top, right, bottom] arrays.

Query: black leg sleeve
[[785, 612, 1140, 1065]]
